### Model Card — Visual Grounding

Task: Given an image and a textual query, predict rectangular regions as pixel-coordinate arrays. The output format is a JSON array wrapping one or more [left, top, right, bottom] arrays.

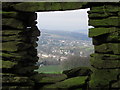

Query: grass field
[[35, 65, 64, 74]]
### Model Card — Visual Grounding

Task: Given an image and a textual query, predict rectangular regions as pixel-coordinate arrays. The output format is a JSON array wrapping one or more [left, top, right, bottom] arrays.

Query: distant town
[[37, 30, 94, 63]]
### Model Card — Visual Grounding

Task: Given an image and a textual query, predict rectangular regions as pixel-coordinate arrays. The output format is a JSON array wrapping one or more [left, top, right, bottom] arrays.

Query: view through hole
[[35, 8, 94, 74]]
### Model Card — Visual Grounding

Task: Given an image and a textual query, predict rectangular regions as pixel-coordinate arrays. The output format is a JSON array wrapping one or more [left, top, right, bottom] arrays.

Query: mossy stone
[[2, 41, 21, 52], [2, 60, 17, 69], [92, 30, 120, 45], [90, 56, 120, 69], [89, 17, 119, 27], [51, 2, 62, 10], [2, 30, 22, 36], [2, 35, 21, 42], [63, 67, 92, 78], [2, 18, 24, 29], [2, 75, 35, 86], [90, 5, 119, 13], [2, 11, 18, 18], [1, 52, 22, 60], [88, 12, 117, 18], [31, 73, 67, 84], [95, 43, 120, 54], [14, 2, 46, 12], [89, 27, 118, 37], [14, 2, 88, 12], [43, 76, 88, 89], [2, 86, 33, 90], [61, 2, 87, 10], [111, 80, 120, 88], [89, 68, 120, 88], [90, 53, 120, 60]]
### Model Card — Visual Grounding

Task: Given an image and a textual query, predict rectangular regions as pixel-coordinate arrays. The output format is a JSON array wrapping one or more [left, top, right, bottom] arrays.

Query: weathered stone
[[88, 12, 118, 18], [2, 11, 18, 18], [13, 2, 88, 12], [63, 67, 92, 78], [90, 56, 120, 69], [2, 41, 20, 52], [14, 2, 46, 12], [2, 86, 33, 90], [92, 31, 120, 45], [89, 17, 119, 27], [95, 43, 120, 54], [89, 68, 120, 88], [90, 5, 119, 13], [2, 41, 32, 52], [2, 18, 24, 29], [2, 2, 15, 11], [1, 52, 22, 61], [2, 60, 17, 69], [61, 2, 88, 10], [31, 73, 67, 84], [111, 80, 120, 88], [42, 76, 88, 89], [2, 35, 21, 42], [2, 30, 22, 36], [2, 76, 33, 84], [90, 53, 120, 60], [89, 27, 119, 37]]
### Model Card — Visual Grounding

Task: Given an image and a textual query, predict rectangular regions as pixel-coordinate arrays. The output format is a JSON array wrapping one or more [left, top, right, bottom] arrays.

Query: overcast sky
[[36, 8, 91, 34]]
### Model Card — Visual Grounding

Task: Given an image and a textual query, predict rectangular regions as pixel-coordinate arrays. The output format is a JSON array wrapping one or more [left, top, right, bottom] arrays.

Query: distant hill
[[39, 29, 91, 41]]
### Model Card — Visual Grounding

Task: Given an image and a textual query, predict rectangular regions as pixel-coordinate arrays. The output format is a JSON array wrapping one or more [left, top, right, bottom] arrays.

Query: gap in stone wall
[[35, 8, 94, 74]]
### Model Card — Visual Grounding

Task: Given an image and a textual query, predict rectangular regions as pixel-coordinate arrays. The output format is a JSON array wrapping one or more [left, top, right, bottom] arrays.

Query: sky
[[36, 8, 91, 34]]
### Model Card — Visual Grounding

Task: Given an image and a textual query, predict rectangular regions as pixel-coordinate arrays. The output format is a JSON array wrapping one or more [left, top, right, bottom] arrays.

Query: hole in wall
[[35, 8, 94, 74]]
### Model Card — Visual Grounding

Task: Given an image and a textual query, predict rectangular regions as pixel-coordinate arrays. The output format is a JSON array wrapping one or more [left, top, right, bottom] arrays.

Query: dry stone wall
[[88, 2, 120, 89], [1, 2, 120, 90]]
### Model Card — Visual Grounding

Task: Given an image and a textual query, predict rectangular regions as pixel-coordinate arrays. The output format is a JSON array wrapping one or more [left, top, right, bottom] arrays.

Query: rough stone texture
[[42, 76, 88, 89], [2, 2, 120, 90], [89, 2, 120, 89], [63, 67, 92, 78], [13, 2, 88, 12]]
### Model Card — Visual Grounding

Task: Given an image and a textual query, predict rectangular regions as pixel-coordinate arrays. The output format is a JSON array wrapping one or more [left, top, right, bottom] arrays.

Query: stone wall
[[1, 2, 120, 90], [88, 2, 120, 89]]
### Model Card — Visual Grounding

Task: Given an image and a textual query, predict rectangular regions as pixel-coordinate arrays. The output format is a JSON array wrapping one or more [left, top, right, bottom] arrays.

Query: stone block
[[2, 30, 22, 36], [89, 17, 119, 27], [92, 31, 120, 45], [13, 2, 88, 12], [90, 5, 119, 13], [90, 56, 120, 69], [90, 53, 120, 60], [89, 27, 119, 37], [2, 11, 18, 18], [88, 12, 118, 18], [95, 43, 120, 54], [2, 60, 17, 69], [14, 2, 46, 12], [2, 86, 33, 90], [2, 41, 32, 52], [111, 80, 120, 88], [89, 68, 120, 88], [2, 18, 24, 29], [61, 2, 87, 10], [31, 73, 67, 84], [2, 35, 21, 42], [63, 67, 92, 78], [2, 41, 20, 52], [42, 76, 88, 89], [1, 52, 22, 61]]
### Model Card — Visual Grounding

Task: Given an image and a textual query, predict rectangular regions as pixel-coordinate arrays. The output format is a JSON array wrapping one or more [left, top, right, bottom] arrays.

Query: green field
[[35, 65, 64, 74]]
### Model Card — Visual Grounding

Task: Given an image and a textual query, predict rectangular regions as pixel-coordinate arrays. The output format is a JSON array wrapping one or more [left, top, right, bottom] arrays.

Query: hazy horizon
[[36, 8, 91, 35]]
